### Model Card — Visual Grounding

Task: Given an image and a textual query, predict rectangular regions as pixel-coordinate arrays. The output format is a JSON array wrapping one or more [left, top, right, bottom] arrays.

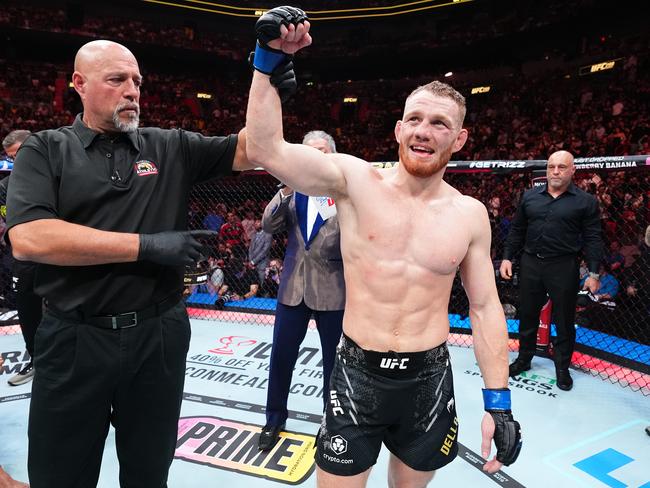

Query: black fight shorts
[[316, 334, 458, 476]]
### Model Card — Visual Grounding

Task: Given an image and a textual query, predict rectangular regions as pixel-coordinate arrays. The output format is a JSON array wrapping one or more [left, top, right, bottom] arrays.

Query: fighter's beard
[[398, 143, 452, 178]]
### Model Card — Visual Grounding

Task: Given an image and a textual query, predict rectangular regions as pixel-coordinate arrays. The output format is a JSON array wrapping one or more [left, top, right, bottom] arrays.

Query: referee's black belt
[[525, 251, 576, 261], [45, 294, 181, 330]]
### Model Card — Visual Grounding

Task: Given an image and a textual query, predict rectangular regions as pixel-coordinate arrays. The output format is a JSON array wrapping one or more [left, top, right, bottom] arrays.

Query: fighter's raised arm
[[246, 7, 351, 198]]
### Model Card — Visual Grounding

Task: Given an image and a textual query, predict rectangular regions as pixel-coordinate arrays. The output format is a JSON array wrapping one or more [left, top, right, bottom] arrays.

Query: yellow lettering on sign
[[590, 61, 615, 73], [176, 416, 316, 483], [471, 86, 491, 94]]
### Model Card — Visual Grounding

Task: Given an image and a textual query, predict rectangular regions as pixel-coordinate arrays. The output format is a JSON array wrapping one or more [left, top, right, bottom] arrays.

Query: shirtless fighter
[[245, 7, 522, 487]]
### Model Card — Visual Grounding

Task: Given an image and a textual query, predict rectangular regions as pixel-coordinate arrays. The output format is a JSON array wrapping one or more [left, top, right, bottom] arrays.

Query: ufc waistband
[[339, 333, 449, 379]]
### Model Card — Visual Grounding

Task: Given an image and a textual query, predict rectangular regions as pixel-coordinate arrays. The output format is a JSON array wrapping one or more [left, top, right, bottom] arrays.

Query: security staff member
[[500, 150, 603, 391], [6, 40, 293, 488]]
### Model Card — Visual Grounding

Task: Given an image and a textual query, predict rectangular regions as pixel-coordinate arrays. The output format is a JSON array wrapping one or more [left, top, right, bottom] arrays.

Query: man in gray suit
[[248, 218, 272, 283], [258, 130, 345, 451]]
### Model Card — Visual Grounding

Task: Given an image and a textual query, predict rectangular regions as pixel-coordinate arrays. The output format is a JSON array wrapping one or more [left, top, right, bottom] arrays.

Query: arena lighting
[[470, 86, 491, 94], [68, 82, 74, 88], [196, 92, 213, 99], [578, 57, 623, 76], [141, 0, 474, 20], [444, 71, 453, 77], [343, 97, 358, 103]]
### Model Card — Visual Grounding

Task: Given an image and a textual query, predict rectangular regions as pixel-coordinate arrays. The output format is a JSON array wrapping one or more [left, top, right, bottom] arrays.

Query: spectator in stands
[[582, 263, 620, 301], [206, 256, 225, 296], [247, 218, 272, 283], [619, 225, 650, 329], [1, 129, 42, 387], [202, 202, 227, 231], [241, 209, 257, 242], [604, 240, 626, 275], [619, 230, 642, 268], [258, 130, 345, 452], [5, 40, 256, 487], [501, 150, 603, 391], [214, 240, 234, 264], [260, 258, 283, 298], [216, 256, 259, 307], [219, 211, 245, 251]]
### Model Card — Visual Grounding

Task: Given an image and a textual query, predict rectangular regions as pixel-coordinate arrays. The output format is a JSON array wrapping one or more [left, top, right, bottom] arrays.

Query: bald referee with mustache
[[5, 39, 296, 487]]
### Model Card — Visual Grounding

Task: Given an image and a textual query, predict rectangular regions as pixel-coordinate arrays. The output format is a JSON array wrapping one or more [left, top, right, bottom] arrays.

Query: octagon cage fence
[[1, 155, 648, 395]]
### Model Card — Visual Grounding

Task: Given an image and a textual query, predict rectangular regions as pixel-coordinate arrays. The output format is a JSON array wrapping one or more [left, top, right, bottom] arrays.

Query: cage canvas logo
[[208, 335, 257, 355], [134, 159, 158, 176], [175, 416, 316, 484], [464, 367, 558, 398]]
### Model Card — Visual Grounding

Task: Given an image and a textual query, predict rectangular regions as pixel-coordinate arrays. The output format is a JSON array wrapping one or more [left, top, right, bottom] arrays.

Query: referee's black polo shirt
[[503, 182, 603, 273], [6, 114, 237, 315]]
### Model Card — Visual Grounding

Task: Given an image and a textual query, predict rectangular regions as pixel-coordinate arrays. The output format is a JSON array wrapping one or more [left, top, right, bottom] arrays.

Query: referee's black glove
[[138, 230, 217, 266]]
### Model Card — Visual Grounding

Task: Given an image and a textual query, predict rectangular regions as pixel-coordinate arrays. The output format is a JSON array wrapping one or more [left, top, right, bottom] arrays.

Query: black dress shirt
[[503, 182, 603, 273], [6, 114, 237, 314]]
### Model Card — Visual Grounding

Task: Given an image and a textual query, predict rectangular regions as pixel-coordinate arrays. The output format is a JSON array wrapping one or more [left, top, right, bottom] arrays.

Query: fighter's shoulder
[[332, 153, 367, 167], [452, 192, 487, 213], [331, 153, 373, 177]]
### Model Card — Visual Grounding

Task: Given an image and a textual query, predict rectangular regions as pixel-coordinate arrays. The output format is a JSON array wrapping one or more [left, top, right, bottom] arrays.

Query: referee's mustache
[[116, 101, 140, 115]]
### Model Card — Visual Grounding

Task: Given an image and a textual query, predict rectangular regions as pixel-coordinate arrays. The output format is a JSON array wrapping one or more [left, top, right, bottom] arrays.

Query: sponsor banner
[[176, 415, 316, 484], [369, 155, 650, 173]]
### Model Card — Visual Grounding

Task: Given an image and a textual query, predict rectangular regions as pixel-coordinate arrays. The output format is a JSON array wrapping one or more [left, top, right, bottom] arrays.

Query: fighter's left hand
[[481, 410, 522, 473], [481, 412, 503, 473]]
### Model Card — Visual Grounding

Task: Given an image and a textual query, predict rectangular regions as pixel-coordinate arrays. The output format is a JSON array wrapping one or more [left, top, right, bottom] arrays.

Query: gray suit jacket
[[262, 190, 345, 310], [248, 229, 272, 269]]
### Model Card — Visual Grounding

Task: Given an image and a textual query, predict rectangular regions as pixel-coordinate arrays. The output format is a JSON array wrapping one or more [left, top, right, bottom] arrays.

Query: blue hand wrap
[[482, 388, 511, 412], [252, 42, 287, 75]]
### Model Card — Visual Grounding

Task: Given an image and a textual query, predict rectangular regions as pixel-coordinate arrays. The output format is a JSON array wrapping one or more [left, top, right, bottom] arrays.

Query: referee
[[500, 150, 603, 391], [4, 40, 283, 487]]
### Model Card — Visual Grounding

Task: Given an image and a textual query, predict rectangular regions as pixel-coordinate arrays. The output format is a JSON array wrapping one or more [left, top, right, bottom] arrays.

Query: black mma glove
[[251, 6, 307, 76], [248, 52, 296, 103], [483, 388, 522, 466], [138, 230, 217, 266], [256, 6, 308, 45]]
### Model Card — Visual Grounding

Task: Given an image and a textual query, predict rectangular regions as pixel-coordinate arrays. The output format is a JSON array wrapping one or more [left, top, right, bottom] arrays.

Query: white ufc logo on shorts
[[329, 390, 344, 416], [379, 357, 409, 370]]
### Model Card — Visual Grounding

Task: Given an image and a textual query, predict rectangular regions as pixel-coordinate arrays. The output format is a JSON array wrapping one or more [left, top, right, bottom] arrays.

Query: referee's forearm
[[9, 218, 140, 265]]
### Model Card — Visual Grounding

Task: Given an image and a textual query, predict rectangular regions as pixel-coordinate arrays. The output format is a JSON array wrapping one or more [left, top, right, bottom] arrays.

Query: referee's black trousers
[[28, 300, 190, 488], [13, 260, 42, 358], [517, 253, 580, 371]]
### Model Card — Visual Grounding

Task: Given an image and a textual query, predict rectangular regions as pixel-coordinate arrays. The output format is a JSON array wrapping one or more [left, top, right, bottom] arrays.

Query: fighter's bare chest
[[354, 200, 471, 275]]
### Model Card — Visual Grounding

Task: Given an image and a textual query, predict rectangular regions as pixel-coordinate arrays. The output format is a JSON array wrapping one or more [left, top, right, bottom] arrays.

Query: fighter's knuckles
[[256, 6, 308, 45]]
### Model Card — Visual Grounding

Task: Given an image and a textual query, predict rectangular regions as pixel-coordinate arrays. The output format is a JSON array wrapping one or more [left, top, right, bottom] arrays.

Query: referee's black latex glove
[[138, 230, 217, 266]]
